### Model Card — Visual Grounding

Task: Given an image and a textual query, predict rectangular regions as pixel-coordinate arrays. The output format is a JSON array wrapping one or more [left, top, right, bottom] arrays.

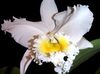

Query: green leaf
[[0, 67, 7, 74], [10, 67, 20, 74], [71, 39, 100, 71], [95, 67, 100, 74], [0, 67, 20, 74]]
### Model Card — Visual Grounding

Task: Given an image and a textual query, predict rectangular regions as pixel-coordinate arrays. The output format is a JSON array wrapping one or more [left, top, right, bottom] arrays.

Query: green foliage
[[0, 67, 7, 74], [0, 67, 20, 74], [71, 39, 100, 71], [10, 67, 20, 74], [95, 68, 100, 74]]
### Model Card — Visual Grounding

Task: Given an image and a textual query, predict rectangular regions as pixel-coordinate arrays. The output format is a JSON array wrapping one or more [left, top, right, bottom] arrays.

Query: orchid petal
[[40, 0, 58, 31], [20, 49, 34, 74], [53, 7, 73, 26], [77, 37, 93, 50], [1, 19, 44, 47], [54, 5, 93, 43], [52, 7, 73, 33], [12, 17, 48, 32]]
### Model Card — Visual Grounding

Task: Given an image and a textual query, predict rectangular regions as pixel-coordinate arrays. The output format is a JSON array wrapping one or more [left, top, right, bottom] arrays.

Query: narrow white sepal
[[40, 0, 58, 31], [77, 37, 93, 50], [20, 49, 34, 74]]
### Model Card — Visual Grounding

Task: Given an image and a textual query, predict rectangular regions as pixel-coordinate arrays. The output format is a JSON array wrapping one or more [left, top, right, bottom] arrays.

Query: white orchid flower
[[1, 0, 94, 74]]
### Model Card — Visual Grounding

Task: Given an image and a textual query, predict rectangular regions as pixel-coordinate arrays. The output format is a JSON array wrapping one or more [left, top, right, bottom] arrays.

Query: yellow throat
[[39, 34, 69, 56]]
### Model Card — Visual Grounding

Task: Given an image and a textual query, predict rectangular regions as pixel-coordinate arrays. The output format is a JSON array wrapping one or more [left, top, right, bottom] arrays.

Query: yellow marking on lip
[[39, 35, 69, 56]]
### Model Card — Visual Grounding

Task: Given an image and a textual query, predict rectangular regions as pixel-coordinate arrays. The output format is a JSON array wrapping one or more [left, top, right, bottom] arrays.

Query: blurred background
[[0, 0, 99, 74]]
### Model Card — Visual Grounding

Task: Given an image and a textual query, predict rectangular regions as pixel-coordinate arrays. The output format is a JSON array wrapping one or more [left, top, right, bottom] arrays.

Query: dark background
[[0, 0, 99, 74]]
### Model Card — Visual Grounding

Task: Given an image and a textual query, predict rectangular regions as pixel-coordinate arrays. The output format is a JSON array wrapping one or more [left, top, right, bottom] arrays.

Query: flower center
[[38, 34, 69, 56]]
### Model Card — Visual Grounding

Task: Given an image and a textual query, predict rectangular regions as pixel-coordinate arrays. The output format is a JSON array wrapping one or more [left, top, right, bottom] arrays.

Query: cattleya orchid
[[1, 0, 94, 74]]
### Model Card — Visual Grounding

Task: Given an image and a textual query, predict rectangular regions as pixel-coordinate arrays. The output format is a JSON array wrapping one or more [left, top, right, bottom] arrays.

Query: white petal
[[55, 5, 94, 43], [77, 37, 93, 50], [53, 11, 67, 25], [1, 19, 44, 47], [52, 7, 73, 33], [20, 49, 34, 74], [54, 66, 62, 74], [40, 0, 58, 31], [64, 61, 72, 73], [12, 17, 48, 32], [50, 52, 65, 66], [53, 7, 73, 26]]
